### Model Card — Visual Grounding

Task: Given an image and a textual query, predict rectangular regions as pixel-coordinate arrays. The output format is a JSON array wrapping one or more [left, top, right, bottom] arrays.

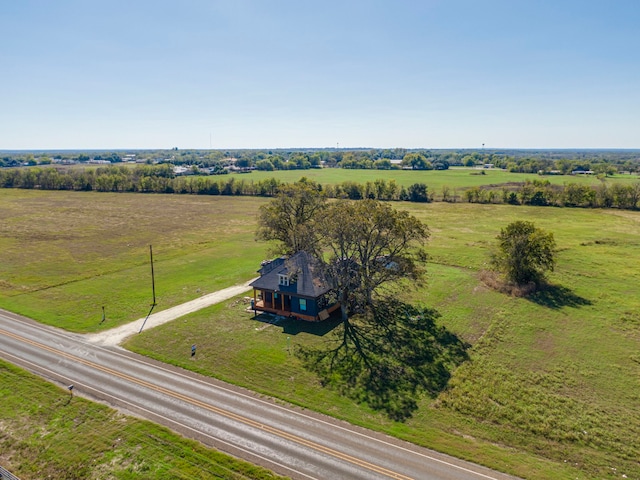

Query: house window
[[299, 298, 307, 311], [278, 274, 289, 286]]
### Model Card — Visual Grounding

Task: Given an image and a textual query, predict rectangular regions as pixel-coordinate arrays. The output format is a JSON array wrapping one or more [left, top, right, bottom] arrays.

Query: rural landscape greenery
[[2, 149, 640, 210], [1, 150, 640, 479]]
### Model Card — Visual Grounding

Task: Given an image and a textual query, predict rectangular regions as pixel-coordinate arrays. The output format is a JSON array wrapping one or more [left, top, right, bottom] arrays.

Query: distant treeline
[[1, 165, 639, 210], [460, 179, 640, 209], [3, 148, 640, 174]]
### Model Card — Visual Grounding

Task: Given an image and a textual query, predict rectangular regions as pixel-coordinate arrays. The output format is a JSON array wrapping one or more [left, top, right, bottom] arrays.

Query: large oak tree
[[257, 183, 429, 314], [319, 199, 429, 321], [257, 188, 468, 420]]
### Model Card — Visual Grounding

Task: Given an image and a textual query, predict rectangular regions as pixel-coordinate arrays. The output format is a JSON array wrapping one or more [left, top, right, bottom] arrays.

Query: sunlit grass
[[127, 201, 640, 479], [2, 189, 640, 478], [0, 360, 286, 479], [240, 166, 639, 191], [0, 190, 268, 331]]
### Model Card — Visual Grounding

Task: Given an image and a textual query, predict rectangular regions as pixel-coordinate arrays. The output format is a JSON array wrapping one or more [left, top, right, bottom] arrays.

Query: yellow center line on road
[[0, 327, 413, 480]]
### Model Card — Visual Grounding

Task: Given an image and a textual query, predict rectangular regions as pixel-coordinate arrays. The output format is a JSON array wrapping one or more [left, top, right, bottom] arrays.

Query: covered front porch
[[251, 289, 339, 322]]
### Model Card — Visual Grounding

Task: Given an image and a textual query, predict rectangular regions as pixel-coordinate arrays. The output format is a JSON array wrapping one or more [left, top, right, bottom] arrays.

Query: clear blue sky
[[2, 0, 639, 150]]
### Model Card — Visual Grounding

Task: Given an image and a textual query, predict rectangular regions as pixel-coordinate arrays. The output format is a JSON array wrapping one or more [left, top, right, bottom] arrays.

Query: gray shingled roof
[[249, 251, 331, 298]]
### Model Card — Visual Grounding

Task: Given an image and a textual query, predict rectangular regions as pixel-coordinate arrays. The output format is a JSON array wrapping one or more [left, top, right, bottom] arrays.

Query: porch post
[[253, 289, 257, 316]]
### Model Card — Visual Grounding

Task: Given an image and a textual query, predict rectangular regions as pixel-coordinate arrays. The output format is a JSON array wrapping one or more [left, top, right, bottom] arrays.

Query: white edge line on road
[[0, 349, 317, 480], [3, 311, 505, 480]]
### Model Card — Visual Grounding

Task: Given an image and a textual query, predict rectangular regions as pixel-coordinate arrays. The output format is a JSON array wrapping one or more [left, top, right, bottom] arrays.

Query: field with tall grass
[[1, 188, 639, 479]]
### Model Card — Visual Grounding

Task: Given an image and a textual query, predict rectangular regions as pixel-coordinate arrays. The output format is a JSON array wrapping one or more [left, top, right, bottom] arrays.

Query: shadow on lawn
[[254, 302, 470, 422], [297, 300, 471, 422], [253, 313, 342, 336], [527, 284, 593, 309]]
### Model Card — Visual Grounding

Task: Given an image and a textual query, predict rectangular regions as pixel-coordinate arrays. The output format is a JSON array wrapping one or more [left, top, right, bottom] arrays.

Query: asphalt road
[[0, 309, 518, 480]]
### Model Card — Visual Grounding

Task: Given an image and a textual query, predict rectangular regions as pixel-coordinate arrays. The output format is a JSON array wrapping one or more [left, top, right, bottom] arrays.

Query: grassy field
[[239, 166, 640, 191], [0, 359, 287, 480], [125, 202, 640, 479], [2, 189, 640, 479], [0, 190, 269, 331]]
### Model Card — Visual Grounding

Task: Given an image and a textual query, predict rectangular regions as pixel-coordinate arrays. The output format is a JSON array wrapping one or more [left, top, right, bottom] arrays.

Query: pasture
[[1, 188, 639, 479], [242, 166, 640, 191], [0, 190, 268, 331]]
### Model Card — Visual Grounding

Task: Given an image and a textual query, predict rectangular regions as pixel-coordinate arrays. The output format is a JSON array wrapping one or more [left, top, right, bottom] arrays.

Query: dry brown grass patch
[[478, 269, 537, 297]]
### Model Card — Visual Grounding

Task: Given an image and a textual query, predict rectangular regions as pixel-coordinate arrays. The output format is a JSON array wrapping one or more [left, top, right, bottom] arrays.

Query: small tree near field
[[491, 221, 557, 286], [256, 179, 326, 256]]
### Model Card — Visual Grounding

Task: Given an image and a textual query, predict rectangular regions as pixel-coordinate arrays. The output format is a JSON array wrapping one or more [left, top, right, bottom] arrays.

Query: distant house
[[249, 251, 340, 322], [173, 165, 193, 176]]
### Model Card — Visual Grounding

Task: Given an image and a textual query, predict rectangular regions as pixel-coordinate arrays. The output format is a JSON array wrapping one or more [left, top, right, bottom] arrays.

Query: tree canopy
[[256, 183, 429, 317], [255, 179, 326, 256], [491, 220, 557, 286], [402, 152, 431, 170], [256, 184, 471, 420], [319, 199, 429, 321]]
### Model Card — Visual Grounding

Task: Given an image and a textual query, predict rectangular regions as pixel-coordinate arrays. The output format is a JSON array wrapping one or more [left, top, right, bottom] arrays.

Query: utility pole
[[139, 245, 157, 333]]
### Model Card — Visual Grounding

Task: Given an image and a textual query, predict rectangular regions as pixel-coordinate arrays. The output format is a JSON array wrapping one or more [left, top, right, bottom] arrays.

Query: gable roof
[[249, 251, 331, 298]]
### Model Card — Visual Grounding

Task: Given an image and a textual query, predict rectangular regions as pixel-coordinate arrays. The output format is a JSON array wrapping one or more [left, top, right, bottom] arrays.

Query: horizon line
[[2, 147, 640, 153]]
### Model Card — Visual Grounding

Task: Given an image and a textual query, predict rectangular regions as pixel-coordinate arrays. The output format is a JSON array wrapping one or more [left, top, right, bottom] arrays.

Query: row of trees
[[2, 166, 640, 210], [241, 151, 450, 171], [463, 179, 640, 210], [0, 166, 433, 202]]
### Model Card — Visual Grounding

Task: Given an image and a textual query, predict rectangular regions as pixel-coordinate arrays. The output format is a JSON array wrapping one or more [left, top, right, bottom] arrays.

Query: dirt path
[[85, 280, 255, 347]]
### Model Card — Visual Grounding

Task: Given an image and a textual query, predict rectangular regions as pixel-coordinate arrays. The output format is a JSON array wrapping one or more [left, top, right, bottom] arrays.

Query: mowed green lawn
[[240, 166, 640, 191], [2, 189, 640, 479]]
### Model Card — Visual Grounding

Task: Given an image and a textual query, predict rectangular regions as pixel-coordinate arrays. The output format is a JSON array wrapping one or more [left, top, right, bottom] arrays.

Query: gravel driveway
[[85, 280, 255, 346]]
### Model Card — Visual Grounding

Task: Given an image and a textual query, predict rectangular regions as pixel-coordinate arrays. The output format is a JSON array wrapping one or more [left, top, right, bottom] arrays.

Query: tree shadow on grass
[[253, 312, 342, 336], [527, 284, 593, 309], [296, 300, 470, 421]]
